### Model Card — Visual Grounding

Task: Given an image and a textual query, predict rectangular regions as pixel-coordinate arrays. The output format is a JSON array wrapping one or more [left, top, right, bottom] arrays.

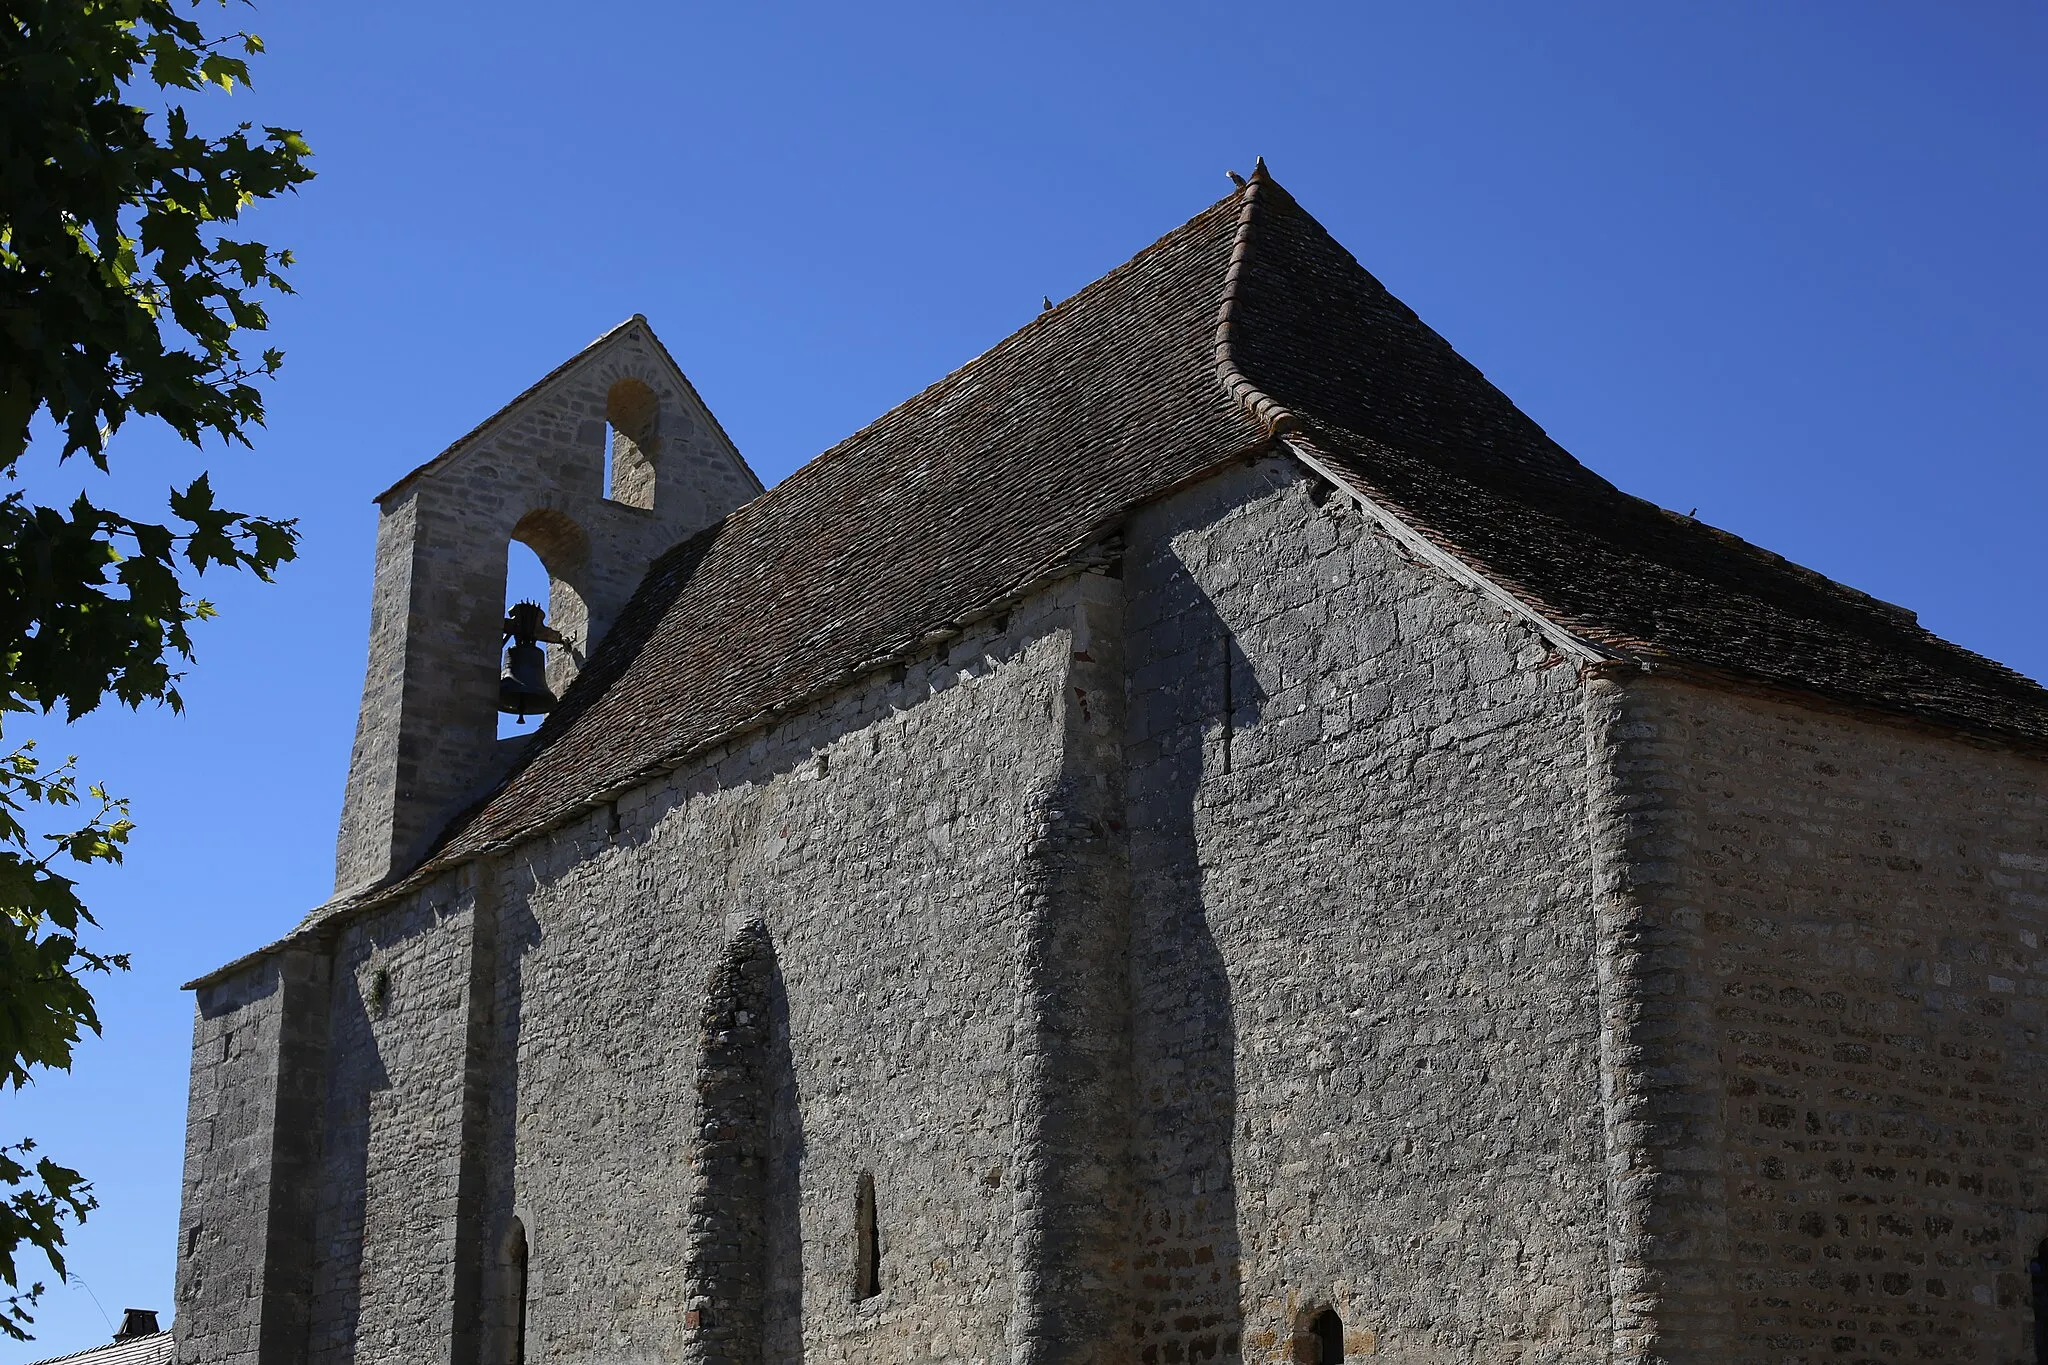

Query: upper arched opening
[[605, 377, 659, 509]]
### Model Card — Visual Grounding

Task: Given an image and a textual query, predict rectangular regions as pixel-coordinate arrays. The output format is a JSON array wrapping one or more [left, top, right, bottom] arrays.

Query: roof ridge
[[1214, 168, 1609, 662], [756, 187, 1255, 492], [1212, 159, 1303, 438]]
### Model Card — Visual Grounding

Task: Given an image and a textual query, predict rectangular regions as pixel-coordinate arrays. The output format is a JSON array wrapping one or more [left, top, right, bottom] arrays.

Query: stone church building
[[172, 169, 2048, 1365]]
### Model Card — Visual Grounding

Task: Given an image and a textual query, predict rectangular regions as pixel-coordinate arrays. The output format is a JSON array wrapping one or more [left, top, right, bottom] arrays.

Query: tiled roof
[[1224, 174, 2048, 743], [423, 167, 2048, 872], [23, 1331, 174, 1365], [427, 188, 1264, 861]]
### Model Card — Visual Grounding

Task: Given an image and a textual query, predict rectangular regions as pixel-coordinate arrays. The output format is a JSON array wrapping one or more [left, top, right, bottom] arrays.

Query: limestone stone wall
[[464, 577, 1111, 1365], [1119, 458, 1612, 1365], [303, 884, 488, 1364], [683, 917, 776, 1365], [179, 437, 2048, 1365], [175, 949, 329, 1365], [1632, 678, 2048, 1365]]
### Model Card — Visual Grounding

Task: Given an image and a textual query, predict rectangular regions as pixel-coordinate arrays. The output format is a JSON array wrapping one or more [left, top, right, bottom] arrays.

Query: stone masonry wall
[[304, 885, 487, 1365], [1008, 572, 1136, 1365], [175, 950, 329, 1365], [465, 577, 1110, 1365], [194, 441, 2048, 1365], [1641, 678, 2048, 1365], [1120, 457, 1611, 1365]]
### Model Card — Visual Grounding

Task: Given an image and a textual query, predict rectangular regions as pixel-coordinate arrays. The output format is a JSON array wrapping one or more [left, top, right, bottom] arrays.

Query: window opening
[[499, 541, 556, 739], [853, 1171, 880, 1302], [509, 1219, 529, 1365], [1311, 1308, 1344, 1364], [1219, 631, 1234, 774], [603, 378, 659, 509]]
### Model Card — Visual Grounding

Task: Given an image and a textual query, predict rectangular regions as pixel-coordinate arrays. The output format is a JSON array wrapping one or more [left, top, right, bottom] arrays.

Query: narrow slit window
[[853, 1171, 880, 1301], [1312, 1308, 1344, 1365], [1220, 631, 1234, 774]]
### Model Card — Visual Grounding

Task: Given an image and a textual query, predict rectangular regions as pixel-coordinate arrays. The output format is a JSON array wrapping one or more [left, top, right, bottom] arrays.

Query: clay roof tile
[[415, 172, 2048, 875]]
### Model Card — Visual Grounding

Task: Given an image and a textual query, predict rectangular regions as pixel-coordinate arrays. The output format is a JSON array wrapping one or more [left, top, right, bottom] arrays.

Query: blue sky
[[6, 1, 2046, 1355]]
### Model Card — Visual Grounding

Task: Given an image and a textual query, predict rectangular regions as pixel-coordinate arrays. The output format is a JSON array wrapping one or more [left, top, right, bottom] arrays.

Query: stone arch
[[1287, 1301, 1350, 1365], [604, 377, 660, 509], [510, 504, 589, 573], [508, 507, 591, 697]]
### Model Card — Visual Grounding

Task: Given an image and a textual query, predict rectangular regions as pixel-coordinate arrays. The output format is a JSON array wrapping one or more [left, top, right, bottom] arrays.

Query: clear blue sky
[[7, 1, 2045, 1355]]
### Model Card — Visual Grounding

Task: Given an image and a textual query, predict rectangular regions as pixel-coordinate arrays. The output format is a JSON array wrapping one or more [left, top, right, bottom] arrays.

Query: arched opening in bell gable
[[603, 377, 659, 509], [496, 509, 590, 740]]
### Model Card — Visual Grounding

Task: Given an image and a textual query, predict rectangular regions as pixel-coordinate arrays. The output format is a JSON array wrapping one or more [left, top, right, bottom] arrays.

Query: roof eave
[[1281, 436, 1609, 665], [1212, 165, 1608, 667]]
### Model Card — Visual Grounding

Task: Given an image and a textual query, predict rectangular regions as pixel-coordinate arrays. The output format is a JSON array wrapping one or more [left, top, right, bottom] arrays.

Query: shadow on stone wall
[[763, 951, 806, 1360], [475, 886, 539, 1365], [306, 959, 390, 1364], [1126, 558, 1268, 1365], [683, 917, 789, 1365]]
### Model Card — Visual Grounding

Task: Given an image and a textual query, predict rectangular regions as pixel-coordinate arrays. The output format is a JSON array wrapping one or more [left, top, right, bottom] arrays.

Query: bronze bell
[[498, 600, 566, 718]]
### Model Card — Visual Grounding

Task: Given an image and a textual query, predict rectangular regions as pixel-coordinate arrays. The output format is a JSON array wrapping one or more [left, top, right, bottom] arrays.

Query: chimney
[[115, 1308, 161, 1339]]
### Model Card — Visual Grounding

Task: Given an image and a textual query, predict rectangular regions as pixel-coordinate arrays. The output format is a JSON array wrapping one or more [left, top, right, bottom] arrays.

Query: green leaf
[[0, 0, 313, 1338]]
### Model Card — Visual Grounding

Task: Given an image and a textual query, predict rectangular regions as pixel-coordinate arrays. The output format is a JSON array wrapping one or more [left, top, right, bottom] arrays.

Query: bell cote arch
[[604, 377, 660, 509], [334, 316, 762, 894], [509, 507, 591, 696]]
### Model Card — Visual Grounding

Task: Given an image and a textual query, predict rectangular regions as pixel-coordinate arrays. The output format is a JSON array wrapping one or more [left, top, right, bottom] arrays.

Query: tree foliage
[[0, 749, 128, 1340], [0, 0, 311, 1338]]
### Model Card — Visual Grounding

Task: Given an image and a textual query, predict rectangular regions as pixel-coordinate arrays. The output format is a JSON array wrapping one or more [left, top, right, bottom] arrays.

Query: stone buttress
[[1008, 570, 1138, 1365]]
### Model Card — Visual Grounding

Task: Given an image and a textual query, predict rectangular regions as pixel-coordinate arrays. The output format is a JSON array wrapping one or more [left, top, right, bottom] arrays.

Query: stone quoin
[[171, 168, 2048, 1365]]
